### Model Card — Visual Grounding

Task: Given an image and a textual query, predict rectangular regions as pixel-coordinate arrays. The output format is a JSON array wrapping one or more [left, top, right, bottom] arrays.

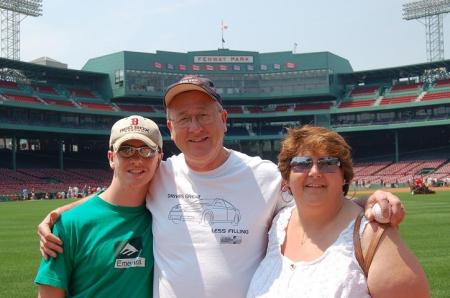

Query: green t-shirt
[[35, 195, 153, 297]]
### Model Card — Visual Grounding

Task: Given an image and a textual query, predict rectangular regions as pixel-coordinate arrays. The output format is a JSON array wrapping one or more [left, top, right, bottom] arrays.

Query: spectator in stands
[[35, 115, 163, 297], [247, 125, 429, 297], [81, 184, 87, 197], [73, 186, 79, 198], [22, 188, 28, 200], [38, 76, 405, 298]]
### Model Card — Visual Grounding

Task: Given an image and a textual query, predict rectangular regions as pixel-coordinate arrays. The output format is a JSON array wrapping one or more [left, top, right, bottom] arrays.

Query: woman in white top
[[247, 125, 429, 298]]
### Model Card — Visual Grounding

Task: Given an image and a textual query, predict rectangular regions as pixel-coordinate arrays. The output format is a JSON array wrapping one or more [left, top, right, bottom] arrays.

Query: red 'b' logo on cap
[[131, 118, 139, 125]]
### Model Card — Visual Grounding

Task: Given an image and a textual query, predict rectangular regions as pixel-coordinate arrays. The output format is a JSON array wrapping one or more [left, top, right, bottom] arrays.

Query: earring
[[281, 184, 294, 203]]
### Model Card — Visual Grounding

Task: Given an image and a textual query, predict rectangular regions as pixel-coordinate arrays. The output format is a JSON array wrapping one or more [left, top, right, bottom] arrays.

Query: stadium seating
[[227, 127, 249, 136], [352, 159, 449, 185], [225, 106, 244, 113], [68, 88, 97, 98], [79, 101, 115, 111], [0, 80, 18, 89], [380, 95, 416, 105], [421, 91, 450, 101], [43, 98, 77, 107], [248, 106, 263, 113], [433, 161, 450, 174], [338, 99, 375, 109], [275, 105, 290, 112], [3, 93, 43, 104], [116, 103, 155, 113], [258, 125, 283, 135], [349, 86, 379, 97], [295, 103, 333, 111], [151, 105, 165, 112], [389, 83, 422, 93], [353, 161, 391, 176], [32, 84, 58, 94], [0, 167, 113, 195], [433, 78, 450, 88], [67, 168, 112, 182]]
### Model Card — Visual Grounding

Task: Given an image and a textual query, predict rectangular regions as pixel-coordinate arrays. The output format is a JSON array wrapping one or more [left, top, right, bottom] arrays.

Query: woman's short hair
[[278, 125, 354, 185]]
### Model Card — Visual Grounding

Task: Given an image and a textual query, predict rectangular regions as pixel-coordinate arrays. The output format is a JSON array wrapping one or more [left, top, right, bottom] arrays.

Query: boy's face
[[108, 139, 160, 189]]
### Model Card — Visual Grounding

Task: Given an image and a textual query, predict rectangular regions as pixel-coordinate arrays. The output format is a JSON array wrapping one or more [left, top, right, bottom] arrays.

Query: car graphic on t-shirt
[[168, 198, 241, 225]]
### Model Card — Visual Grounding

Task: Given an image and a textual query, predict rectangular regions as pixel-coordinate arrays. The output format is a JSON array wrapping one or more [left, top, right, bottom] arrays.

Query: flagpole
[[221, 20, 224, 49]]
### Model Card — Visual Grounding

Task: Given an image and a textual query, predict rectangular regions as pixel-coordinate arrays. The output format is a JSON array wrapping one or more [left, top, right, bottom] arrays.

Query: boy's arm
[[38, 285, 65, 298], [38, 194, 94, 259]]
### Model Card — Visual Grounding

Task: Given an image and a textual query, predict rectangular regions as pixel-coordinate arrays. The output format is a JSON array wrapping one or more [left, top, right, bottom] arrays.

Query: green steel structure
[[0, 49, 449, 170]]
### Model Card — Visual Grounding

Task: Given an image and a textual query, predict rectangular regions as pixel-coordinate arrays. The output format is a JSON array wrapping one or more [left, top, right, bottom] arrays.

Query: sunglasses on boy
[[290, 156, 341, 173], [117, 145, 159, 158]]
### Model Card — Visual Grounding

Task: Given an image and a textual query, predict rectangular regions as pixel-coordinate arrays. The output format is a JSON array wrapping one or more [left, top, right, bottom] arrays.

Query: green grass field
[[0, 191, 449, 297]]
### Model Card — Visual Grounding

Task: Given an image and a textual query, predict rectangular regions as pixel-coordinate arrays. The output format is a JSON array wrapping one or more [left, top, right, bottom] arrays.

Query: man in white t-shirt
[[38, 75, 405, 298], [148, 75, 404, 297]]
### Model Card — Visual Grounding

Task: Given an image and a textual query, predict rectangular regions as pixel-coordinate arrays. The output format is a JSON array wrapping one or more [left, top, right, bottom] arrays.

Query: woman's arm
[[364, 223, 430, 297]]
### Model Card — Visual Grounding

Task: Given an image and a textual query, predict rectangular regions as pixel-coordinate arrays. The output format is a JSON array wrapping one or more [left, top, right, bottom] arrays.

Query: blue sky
[[19, 0, 450, 71]]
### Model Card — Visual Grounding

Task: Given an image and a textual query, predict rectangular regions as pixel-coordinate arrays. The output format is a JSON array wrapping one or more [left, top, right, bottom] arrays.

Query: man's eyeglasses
[[290, 156, 341, 173], [117, 145, 159, 158], [169, 111, 219, 128]]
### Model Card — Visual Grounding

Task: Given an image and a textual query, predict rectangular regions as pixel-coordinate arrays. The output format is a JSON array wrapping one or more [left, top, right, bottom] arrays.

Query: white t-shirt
[[247, 206, 370, 298], [147, 150, 290, 298]]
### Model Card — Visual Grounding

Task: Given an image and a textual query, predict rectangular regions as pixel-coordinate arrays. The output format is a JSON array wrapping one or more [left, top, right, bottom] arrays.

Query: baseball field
[[0, 190, 449, 297]]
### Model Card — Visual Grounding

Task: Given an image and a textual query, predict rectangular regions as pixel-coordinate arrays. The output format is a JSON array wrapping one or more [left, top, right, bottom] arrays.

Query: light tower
[[403, 0, 450, 62], [0, 0, 43, 61]]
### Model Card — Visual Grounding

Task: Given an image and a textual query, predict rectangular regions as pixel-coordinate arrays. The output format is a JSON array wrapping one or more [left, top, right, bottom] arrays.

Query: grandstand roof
[[0, 57, 108, 82], [338, 59, 450, 84]]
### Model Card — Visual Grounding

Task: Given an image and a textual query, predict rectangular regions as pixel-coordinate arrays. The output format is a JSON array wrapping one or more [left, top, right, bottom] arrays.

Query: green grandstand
[[0, 49, 449, 197]]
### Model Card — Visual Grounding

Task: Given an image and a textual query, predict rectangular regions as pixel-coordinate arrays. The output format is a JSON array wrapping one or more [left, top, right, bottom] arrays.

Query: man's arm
[[38, 194, 94, 259], [38, 285, 65, 298], [352, 190, 405, 227]]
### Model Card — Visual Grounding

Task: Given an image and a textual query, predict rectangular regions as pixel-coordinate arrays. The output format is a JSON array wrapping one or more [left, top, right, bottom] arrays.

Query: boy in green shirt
[[35, 115, 163, 298]]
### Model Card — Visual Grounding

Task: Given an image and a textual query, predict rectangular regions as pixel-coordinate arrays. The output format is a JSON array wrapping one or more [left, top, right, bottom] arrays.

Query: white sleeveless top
[[247, 206, 370, 298]]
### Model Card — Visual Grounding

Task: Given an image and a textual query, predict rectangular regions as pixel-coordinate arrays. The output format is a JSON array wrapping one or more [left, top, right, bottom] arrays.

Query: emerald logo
[[114, 237, 146, 268]]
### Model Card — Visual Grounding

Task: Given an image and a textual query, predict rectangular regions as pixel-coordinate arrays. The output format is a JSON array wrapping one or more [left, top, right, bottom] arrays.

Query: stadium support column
[[394, 130, 399, 162], [11, 135, 16, 170], [58, 139, 64, 171], [258, 140, 263, 158]]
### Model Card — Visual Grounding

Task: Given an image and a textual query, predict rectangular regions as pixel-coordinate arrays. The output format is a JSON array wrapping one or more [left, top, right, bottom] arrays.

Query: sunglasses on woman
[[117, 145, 159, 158], [290, 156, 341, 173]]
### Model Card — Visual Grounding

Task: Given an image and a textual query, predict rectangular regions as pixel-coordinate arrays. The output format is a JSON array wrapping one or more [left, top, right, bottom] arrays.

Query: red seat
[[80, 102, 114, 111], [44, 98, 76, 107], [380, 95, 416, 105], [339, 99, 375, 108], [69, 88, 96, 98], [116, 104, 154, 113], [0, 80, 18, 89], [33, 85, 57, 94], [421, 91, 450, 101], [3, 94, 42, 104]]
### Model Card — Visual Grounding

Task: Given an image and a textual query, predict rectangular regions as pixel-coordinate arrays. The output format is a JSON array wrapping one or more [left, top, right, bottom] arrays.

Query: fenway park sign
[[194, 56, 253, 63]]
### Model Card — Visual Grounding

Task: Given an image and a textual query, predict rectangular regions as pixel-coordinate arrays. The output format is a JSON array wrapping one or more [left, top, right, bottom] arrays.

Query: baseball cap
[[109, 115, 163, 151], [164, 75, 222, 107]]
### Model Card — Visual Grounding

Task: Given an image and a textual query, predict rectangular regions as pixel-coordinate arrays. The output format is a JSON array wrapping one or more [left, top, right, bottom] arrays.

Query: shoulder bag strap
[[353, 212, 387, 277]]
